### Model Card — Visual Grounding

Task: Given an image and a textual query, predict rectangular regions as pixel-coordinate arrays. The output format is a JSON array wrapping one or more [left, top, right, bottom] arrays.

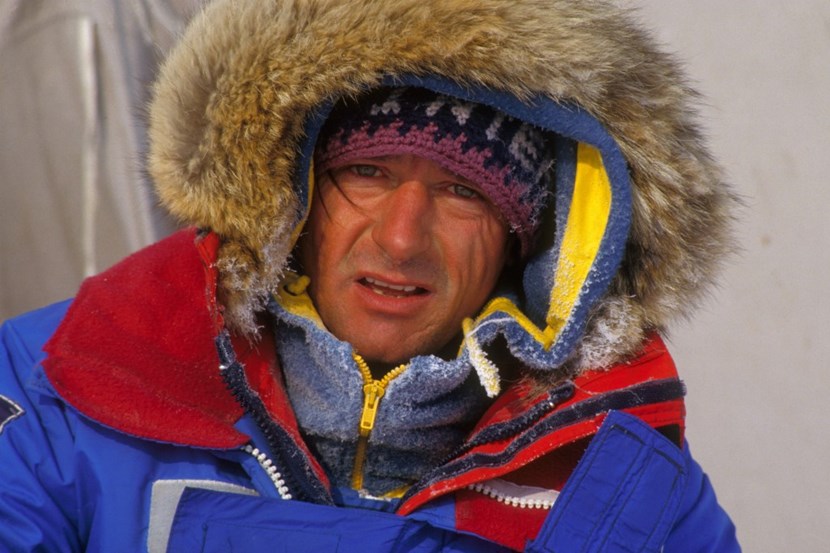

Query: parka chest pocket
[[164, 488, 510, 553]]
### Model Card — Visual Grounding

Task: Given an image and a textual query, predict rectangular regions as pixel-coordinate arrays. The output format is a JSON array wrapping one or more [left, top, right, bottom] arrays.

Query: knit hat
[[314, 87, 555, 256]]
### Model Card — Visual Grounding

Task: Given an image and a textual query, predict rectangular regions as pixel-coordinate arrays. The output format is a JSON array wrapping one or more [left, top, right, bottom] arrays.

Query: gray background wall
[[0, 0, 193, 318], [635, 1, 830, 551], [2, 1, 828, 551]]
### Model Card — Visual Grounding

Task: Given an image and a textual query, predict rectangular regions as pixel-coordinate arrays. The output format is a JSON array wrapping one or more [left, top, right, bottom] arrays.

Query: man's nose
[[371, 180, 433, 263]]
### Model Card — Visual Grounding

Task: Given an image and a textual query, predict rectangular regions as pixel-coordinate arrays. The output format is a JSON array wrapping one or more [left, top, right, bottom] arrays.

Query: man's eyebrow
[[340, 155, 478, 187], [340, 155, 394, 163]]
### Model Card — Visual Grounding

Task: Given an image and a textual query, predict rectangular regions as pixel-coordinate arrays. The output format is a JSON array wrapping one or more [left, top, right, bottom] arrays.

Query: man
[[0, 1, 740, 551]]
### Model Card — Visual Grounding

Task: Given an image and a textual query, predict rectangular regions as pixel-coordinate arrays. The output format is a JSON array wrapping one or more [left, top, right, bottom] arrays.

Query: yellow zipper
[[351, 353, 407, 491]]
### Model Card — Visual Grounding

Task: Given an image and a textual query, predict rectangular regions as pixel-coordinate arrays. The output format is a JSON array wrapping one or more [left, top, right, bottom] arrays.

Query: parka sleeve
[[664, 443, 741, 552], [0, 303, 83, 552], [526, 410, 739, 553]]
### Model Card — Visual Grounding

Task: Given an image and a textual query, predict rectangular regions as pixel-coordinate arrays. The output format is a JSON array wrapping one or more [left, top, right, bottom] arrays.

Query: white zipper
[[467, 478, 559, 510], [243, 445, 292, 500]]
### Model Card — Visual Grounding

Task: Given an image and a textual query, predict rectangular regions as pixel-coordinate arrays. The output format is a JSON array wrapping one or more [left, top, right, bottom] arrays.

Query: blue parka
[[0, 231, 738, 552], [2, 0, 741, 550], [0, 258, 737, 551]]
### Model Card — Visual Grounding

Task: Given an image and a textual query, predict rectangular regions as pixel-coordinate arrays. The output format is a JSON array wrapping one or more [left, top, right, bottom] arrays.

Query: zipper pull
[[359, 382, 385, 436]]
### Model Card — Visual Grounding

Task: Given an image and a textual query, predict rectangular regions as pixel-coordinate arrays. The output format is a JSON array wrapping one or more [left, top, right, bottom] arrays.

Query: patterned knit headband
[[315, 87, 555, 256]]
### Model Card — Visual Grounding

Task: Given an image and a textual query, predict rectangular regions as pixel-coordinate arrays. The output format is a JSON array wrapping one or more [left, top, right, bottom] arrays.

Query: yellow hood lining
[[464, 143, 613, 351]]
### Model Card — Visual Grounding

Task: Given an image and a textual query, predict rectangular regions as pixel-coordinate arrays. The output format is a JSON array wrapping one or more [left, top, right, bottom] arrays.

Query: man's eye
[[449, 183, 480, 199], [349, 165, 382, 177]]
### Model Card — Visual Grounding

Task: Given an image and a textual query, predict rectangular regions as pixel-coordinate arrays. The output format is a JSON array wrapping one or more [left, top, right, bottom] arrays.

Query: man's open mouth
[[359, 277, 428, 298]]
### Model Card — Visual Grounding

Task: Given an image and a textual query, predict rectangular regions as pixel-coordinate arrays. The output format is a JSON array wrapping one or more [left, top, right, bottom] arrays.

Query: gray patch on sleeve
[[148, 479, 258, 553], [0, 394, 24, 434]]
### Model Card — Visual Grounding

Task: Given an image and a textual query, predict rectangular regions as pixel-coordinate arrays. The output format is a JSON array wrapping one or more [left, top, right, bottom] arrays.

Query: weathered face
[[299, 154, 510, 366]]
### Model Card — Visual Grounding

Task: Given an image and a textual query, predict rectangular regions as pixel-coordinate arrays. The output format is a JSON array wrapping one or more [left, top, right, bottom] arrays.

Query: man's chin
[[349, 334, 433, 366], [354, 346, 421, 368], [323, 308, 460, 367], [351, 332, 463, 370]]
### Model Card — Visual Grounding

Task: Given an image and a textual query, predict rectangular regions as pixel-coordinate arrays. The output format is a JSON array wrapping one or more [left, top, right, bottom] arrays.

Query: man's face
[[299, 154, 510, 366]]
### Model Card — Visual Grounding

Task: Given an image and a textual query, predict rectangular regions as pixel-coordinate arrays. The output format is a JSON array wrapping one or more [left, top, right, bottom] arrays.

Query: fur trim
[[148, 0, 736, 375]]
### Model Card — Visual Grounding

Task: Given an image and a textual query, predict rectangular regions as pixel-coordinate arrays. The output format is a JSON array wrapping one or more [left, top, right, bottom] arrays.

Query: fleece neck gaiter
[[268, 296, 492, 498]]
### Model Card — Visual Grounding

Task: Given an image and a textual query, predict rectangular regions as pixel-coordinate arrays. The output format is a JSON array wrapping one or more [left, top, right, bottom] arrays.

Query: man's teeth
[[364, 277, 418, 294], [364, 277, 417, 292]]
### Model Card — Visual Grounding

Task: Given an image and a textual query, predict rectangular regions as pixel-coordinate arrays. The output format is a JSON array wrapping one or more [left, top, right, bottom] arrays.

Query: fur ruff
[[148, 0, 736, 377]]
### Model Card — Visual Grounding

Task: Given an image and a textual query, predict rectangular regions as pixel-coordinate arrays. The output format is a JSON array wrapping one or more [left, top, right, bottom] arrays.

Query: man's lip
[[356, 273, 432, 294]]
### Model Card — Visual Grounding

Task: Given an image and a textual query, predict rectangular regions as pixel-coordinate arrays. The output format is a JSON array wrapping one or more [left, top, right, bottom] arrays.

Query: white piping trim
[[467, 478, 559, 510]]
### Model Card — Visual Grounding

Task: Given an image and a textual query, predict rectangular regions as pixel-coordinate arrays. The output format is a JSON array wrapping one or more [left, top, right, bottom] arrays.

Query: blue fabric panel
[[166, 487, 510, 553], [527, 411, 688, 553], [662, 444, 741, 552], [0, 302, 272, 552], [0, 301, 83, 552]]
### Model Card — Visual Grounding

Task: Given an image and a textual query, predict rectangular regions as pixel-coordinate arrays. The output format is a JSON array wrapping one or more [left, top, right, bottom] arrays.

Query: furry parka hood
[[148, 0, 735, 383]]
